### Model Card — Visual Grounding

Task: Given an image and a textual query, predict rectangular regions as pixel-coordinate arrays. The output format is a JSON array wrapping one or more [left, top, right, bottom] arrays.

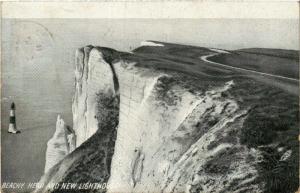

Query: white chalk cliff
[[44, 115, 76, 173], [37, 41, 299, 193], [72, 46, 117, 147]]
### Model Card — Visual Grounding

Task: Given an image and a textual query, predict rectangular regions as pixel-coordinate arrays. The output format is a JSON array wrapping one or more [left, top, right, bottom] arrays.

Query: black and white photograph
[[1, 2, 299, 193]]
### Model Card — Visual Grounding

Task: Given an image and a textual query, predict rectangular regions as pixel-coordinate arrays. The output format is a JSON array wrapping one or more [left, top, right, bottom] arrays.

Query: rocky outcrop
[[37, 41, 299, 193], [44, 115, 75, 173]]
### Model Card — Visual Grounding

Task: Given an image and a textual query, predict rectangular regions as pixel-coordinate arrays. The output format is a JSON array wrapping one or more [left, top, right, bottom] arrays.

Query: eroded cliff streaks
[[72, 46, 119, 147], [38, 42, 299, 193]]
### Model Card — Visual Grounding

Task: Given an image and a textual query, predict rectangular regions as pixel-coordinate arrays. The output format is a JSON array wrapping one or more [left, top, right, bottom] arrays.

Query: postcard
[[1, 1, 299, 193]]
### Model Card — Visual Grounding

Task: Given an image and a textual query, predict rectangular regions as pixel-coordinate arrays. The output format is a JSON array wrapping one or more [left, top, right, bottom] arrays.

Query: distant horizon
[[3, 18, 299, 52]]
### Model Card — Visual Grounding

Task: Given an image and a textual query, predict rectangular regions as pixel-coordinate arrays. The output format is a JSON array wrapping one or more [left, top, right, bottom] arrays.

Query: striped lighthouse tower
[[8, 102, 20, 134]]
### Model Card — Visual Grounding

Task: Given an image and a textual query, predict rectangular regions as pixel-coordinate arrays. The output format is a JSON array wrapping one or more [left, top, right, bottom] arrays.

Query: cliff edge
[[36, 41, 298, 193]]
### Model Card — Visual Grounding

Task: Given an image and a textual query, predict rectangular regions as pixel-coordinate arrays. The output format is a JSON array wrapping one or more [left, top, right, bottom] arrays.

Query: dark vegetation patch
[[155, 76, 181, 106], [94, 92, 119, 172], [240, 112, 278, 147], [134, 52, 200, 66], [95, 92, 119, 133], [258, 146, 298, 193], [231, 78, 299, 193], [203, 147, 239, 175], [239, 90, 298, 149]]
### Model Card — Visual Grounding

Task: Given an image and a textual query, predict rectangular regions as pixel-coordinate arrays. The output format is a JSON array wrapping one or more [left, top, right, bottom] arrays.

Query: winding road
[[200, 49, 299, 83]]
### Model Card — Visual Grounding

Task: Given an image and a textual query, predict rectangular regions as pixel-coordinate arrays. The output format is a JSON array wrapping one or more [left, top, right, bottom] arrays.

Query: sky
[[3, 18, 299, 54]]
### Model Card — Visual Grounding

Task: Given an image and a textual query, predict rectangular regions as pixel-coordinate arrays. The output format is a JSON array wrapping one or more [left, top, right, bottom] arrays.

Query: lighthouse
[[8, 102, 21, 134]]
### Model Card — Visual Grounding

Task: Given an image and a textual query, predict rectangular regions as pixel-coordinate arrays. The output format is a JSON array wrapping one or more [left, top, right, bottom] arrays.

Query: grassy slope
[[231, 77, 298, 193], [130, 41, 234, 78], [238, 48, 299, 60], [209, 48, 299, 79]]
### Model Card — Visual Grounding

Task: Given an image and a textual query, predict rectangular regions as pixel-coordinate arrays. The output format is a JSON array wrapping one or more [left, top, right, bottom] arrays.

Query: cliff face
[[37, 41, 298, 193], [72, 46, 118, 146], [108, 76, 260, 193], [35, 46, 120, 193]]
